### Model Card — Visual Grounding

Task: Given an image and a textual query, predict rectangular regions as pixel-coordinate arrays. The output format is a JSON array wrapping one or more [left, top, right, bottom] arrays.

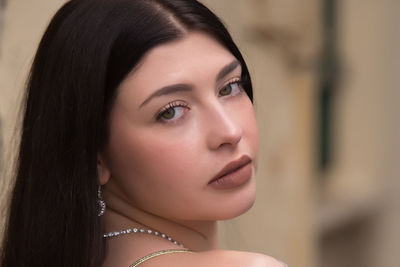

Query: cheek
[[105, 118, 204, 210]]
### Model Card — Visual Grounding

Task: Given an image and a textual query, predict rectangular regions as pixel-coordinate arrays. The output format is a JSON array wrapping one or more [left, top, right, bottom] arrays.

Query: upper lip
[[209, 155, 252, 184]]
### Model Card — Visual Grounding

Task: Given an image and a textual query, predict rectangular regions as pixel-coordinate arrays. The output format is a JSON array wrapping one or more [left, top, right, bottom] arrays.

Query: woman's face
[[102, 32, 259, 221]]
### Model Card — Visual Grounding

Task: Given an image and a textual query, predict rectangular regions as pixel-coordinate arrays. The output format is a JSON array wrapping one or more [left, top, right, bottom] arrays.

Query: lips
[[209, 155, 252, 184]]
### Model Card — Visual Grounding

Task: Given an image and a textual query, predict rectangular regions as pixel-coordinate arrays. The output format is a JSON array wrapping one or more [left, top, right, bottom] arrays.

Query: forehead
[[117, 32, 239, 102]]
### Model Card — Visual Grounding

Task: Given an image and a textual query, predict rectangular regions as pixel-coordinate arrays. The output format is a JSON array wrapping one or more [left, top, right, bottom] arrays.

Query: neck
[[102, 191, 219, 252]]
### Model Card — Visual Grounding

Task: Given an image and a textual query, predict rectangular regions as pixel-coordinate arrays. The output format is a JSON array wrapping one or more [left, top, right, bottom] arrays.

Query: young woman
[[0, 0, 287, 266]]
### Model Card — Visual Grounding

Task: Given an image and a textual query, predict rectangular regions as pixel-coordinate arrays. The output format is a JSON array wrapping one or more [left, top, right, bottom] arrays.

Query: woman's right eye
[[156, 101, 190, 123]]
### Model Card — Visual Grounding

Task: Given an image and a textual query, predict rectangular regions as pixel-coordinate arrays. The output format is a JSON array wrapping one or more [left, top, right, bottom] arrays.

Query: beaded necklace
[[103, 227, 185, 248]]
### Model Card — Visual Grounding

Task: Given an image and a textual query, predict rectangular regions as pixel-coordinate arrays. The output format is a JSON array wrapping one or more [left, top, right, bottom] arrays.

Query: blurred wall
[[318, 0, 400, 266]]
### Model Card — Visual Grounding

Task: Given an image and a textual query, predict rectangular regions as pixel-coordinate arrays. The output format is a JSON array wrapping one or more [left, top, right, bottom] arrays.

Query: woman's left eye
[[219, 80, 243, 97]]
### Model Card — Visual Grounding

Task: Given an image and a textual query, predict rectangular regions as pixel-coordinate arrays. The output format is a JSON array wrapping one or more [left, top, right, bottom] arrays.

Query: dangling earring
[[97, 186, 106, 216]]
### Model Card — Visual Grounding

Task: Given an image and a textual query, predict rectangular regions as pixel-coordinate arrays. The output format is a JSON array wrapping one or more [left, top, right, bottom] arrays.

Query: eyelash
[[156, 78, 246, 123]]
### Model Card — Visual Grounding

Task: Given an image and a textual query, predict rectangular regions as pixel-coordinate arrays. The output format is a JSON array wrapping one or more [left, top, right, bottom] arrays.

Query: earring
[[97, 186, 106, 216]]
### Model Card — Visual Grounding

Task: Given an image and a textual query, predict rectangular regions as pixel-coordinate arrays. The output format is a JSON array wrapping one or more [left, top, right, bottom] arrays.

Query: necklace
[[103, 228, 185, 248]]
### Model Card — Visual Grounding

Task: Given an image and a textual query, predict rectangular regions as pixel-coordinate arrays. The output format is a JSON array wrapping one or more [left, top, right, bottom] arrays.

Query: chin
[[222, 195, 256, 220], [174, 178, 257, 221], [211, 180, 257, 220]]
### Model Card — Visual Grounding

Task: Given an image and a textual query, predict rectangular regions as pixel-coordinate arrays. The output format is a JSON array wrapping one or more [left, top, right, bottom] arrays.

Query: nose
[[205, 104, 243, 150]]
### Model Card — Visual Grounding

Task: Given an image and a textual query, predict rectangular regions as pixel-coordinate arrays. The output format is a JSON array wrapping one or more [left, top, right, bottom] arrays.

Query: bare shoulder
[[138, 249, 287, 267], [198, 250, 286, 267]]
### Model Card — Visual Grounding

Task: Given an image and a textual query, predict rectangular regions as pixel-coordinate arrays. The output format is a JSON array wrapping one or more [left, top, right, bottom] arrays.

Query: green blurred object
[[319, 0, 340, 170]]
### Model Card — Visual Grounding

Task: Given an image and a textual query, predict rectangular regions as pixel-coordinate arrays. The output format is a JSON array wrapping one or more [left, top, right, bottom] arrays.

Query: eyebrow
[[215, 59, 240, 83], [139, 84, 193, 108], [139, 59, 241, 109]]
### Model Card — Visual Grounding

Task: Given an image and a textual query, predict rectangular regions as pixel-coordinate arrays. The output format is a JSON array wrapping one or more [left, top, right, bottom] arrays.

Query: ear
[[97, 153, 111, 185]]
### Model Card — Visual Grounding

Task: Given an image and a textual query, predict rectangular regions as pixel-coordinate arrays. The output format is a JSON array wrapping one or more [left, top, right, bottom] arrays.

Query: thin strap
[[129, 249, 193, 267]]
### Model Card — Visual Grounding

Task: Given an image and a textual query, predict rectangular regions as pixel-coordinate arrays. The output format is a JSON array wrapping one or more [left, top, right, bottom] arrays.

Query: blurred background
[[0, 0, 399, 266]]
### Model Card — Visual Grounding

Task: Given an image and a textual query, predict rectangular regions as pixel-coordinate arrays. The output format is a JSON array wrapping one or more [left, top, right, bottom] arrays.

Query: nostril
[[220, 137, 241, 148]]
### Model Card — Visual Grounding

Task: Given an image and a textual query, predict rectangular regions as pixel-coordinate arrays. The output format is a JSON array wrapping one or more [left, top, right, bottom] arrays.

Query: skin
[[98, 31, 282, 266]]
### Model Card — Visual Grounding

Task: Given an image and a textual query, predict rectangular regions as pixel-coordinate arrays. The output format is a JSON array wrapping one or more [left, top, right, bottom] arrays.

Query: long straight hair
[[0, 0, 253, 266]]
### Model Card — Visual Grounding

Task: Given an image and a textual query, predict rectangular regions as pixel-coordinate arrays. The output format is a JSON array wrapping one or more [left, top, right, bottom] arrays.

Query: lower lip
[[208, 162, 253, 190]]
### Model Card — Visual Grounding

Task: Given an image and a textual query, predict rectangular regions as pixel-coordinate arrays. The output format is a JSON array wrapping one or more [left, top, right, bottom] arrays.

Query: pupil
[[221, 85, 232, 95], [162, 108, 175, 119]]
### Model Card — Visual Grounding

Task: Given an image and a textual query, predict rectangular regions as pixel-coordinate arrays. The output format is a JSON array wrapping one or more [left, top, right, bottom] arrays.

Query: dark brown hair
[[0, 0, 252, 266]]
